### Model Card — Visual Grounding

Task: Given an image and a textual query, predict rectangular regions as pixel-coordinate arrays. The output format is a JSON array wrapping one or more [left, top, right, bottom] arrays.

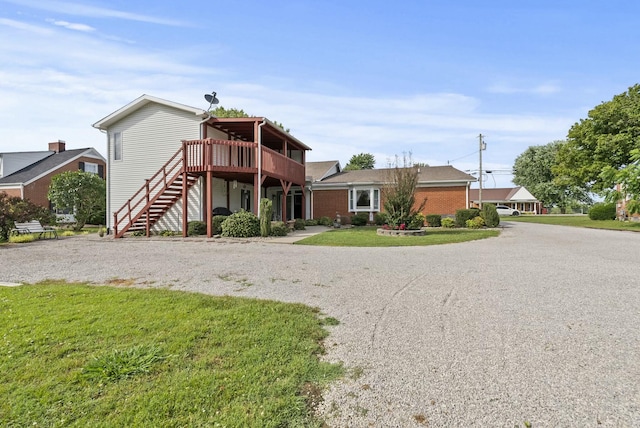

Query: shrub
[[260, 199, 273, 237], [589, 202, 616, 220], [270, 221, 289, 236], [455, 208, 480, 227], [350, 213, 368, 226], [187, 221, 206, 236], [293, 218, 306, 230], [408, 212, 426, 230], [373, 212, 387, 226], [465, 216, 485, 229], [61, 230, 75, 237], [305, 218, 318, 226], [212, 215, 227, 235], [425, 214, 441, 227], [9, 234, 35, 243], [221, 210, 260, 238], [481, 204, 500, 228], [159, 230, 178, 236], [441, 217, 455, 228], [316, 216, 333, 226], [0, 193, 56, 241]]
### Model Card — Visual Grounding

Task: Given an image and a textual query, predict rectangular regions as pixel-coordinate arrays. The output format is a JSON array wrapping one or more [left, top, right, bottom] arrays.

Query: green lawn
[[0, 282, 342, 427], [295, 226, 500, 247], [505, 215, 640, 231]]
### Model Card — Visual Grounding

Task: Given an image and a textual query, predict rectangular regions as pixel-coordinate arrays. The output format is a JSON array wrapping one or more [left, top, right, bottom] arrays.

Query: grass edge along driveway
[[0, 282, 342, 427]]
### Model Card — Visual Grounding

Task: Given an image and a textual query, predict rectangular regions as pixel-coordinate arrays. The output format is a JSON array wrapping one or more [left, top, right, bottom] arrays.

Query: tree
[[344, 153, 375, 171], [211, 106, 290, 133], [513, 141, 591, 211], [601, 148, 640, 215], [0, 193, 55, 241], [48, 171, 106, 231], [382, 154, 426, 228], [555, 84, 640, 194]]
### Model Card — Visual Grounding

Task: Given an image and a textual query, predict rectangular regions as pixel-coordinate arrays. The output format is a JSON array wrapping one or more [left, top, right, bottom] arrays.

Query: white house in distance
[[469, 186, 541, 214]]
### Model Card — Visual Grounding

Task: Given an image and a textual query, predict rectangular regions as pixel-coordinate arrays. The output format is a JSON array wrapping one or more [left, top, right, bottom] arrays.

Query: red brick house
[[306, 161, 476, 221], [0, 141, 106, 210]]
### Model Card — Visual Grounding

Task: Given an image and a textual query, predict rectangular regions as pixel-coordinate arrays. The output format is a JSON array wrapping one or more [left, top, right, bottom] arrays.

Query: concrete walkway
[[267, 225, 330, 243]]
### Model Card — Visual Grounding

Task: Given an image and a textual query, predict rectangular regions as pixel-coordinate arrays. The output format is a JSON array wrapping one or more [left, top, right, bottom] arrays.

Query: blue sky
[[1, 0, 639, 188]]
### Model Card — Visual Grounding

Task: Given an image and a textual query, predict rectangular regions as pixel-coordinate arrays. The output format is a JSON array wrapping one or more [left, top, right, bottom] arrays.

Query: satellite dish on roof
[[204, 92, 219, 108]]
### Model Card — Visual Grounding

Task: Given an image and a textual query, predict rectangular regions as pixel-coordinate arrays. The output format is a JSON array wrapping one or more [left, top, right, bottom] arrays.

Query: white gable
[[510, 187, 537, 201]]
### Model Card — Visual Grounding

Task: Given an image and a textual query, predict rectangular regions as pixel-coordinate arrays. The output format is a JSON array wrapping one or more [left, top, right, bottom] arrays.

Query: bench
[[10, 220, 58, 239]]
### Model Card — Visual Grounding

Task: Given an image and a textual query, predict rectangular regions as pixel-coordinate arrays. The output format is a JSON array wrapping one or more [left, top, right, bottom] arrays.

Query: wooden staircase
[[112, 147, 199, 238]]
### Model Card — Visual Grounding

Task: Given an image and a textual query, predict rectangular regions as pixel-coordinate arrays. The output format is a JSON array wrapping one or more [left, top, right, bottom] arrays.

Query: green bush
[[0, 193, 56, 241], [221, 210, 260, 237], [589, 202, 616, 220], [455, 208, 481, 227], [212, 215, 227, 235], [465, 216, 485, 229], [425, 214, 441, 227], [481, 204, 500, 228], [159, 230, 178, 236], [293, 218, 306, 230], [316, 216, 333, 226], [350, 213, 369, 226], [305, 218, 318, 226], [187, 221, 206, 236], [408, 213, 426, 230], [9, 234, 36, 243], [373, 212, 387, 226], [260, 199, 273, 237], [441, 217, 455, 228], [270, 221, 289, 236]]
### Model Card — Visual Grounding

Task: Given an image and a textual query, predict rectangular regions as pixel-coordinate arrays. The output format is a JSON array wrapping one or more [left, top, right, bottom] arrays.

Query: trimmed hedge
[[425, 214, 441, 227], [293, 218, 306, 230], [441, 218, 455, 228], [481, 204, 500, 228], [350, 213, 368, 226], [589, 202, 616, 220], [455, 208, 481, 227], [187, 221, 206, 236], [212, 215, 228, 235], [221, 211, 260, 237], [270, 221, 289, 236], [373, 212, 387, 226]]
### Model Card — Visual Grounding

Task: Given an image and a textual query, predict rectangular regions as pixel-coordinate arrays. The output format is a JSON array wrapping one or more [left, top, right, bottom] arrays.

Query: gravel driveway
[[1, 222, 639, 427]]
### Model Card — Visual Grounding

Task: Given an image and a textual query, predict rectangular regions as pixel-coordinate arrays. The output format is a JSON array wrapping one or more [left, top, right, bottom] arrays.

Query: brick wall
[[0, 189, 22, 198], [22, 156, 106, 208], [312, 185, 467, 219]]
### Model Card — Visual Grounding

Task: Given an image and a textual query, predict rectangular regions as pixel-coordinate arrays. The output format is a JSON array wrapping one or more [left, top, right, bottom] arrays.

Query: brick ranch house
[[0, 141, 106, 214], [469, 187, 541, 214], [93, 94, 476, 237], [306, 161, 476, 222]]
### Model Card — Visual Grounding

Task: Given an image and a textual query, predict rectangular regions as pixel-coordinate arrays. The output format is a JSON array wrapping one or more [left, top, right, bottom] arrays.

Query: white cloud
[[487, 81, 561, 95], [46, 18, 94, 32], [4, 0, 187, 26]]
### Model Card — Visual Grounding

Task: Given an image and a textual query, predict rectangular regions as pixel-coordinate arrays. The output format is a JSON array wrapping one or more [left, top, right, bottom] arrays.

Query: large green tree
[[212, 106, 289, 133], [513, 141, 591, 210], [344, 153, 375, 171], [48, 171, 106, 231], [556, 84, 640, 194]]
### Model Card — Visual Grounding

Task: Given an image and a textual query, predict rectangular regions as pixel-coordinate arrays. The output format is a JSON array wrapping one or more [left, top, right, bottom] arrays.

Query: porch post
[[253, 173, 260, 216], [182, 143, 188, 237], [206, 171, 213, 237], [301, 185, 306, 220]]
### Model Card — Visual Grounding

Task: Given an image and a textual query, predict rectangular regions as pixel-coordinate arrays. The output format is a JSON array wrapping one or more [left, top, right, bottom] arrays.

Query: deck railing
[[182, 139, 305, 183]]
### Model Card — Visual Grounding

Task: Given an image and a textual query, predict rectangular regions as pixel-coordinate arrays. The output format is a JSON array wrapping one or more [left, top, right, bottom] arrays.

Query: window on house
[[83, 162, 99, 174], [241, 189, 251, 211], [111, 132, 122, 161], [349, 188, 380, 212]]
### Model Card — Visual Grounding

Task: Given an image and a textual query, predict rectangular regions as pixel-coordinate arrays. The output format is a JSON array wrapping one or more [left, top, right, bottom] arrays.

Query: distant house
[[0, 141, 106, 212], [306, 161, 476, 221], [93, 94, 310, 238], [469, 186, 541, 214]]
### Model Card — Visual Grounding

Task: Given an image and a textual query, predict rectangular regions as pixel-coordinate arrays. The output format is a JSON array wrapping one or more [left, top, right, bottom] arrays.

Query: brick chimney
[[49, 140, 66, 153]]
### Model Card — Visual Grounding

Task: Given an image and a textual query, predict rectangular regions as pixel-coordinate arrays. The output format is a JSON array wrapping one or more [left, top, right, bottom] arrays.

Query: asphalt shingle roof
[[316, 165, 476, 184], [0, 149, 91, 184]]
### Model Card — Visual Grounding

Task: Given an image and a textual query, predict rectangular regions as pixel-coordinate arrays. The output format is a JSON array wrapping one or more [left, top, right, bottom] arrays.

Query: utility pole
[[478, 134, 486, 209]]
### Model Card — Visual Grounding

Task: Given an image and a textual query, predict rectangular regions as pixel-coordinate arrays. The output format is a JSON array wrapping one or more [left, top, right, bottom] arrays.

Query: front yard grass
[[0, 282, 342, 427], [506, 215, 640, 231], [295, 226, 500, 247]]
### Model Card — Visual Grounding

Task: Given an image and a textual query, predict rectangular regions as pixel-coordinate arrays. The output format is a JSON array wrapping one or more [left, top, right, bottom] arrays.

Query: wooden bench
[[10, 220, 58, 239]]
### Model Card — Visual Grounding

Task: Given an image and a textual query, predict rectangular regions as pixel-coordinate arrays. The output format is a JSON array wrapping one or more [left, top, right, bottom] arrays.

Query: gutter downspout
[[257, 119, 267, 218]]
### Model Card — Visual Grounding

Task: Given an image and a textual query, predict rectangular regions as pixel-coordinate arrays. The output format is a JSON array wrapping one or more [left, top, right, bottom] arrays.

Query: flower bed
[[376, 228, 426, 237]]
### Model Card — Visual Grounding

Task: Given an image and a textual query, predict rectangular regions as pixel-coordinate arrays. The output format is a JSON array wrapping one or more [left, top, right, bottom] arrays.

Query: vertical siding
[[107, 104, 202, 230]]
